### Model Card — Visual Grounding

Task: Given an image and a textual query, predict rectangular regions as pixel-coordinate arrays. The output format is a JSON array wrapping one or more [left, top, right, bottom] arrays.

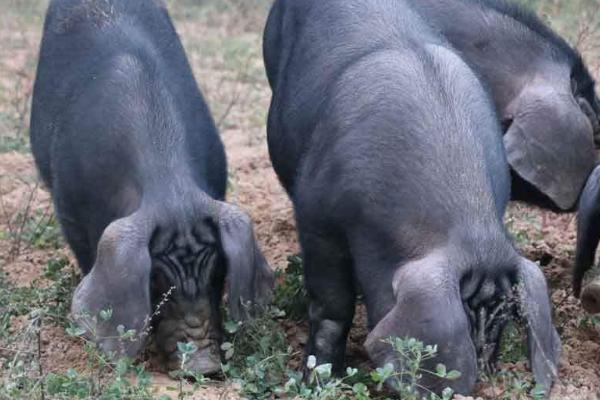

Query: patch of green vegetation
[[221, 306, 460, 400], [0, 256, 75, 333], [0, 256, 74, 400], [20, 210, 63, 250], [485, 322, 549, 400], [579, 314, 600, 330], [485, 369, 546, 400], [497, 322, 528, 364], [41, 257, 78, 324], [168, 341, 211, 398], [2, 292, 462, 400], [0, 255, 85, 399], [505, 212, 542, 246], [373, 337, 460, 400], [6, 209, 64, 256], [221, 307, 291, 399], [1, 303, 214, 399], [0, 249, 551, 400], [274, 254, 308, 321], [0, 58, 36, 151], [43, 359, 153, 400], [0, 134, 29, 153], [1, 335, 156, 400]]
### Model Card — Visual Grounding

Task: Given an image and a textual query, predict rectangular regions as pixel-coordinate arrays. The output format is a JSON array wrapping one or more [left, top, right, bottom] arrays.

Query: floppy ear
[[364, 253, 477, 395], [577, 96, 600, 145], [216, 202, 274, 321], [574, 164, 600, 298], [516, 257, 561, 394], [71, 212, 153, 358], [503, 84, 596, 210]]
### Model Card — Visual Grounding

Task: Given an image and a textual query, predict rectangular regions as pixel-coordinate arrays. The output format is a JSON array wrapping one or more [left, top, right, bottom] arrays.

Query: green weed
[[497, 322, 528, 365], [0, 135, 29, 153], [485, 369, 546, 400], [222, 305, 460, 400], [579, 314, 600, 330], [274, 254, 308, 321], [5, 207, 64, 259]]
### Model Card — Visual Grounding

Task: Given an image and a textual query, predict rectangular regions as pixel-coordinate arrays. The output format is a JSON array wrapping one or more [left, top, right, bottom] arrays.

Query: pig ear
[[215, 202, 274, 321], [577, 96, 600, 145], [504, 84, 596, 210], [71, 213, 153, 358], [365, 254, 478, 395], [516, 257, 561, 394], [574, 165, 600, 298]]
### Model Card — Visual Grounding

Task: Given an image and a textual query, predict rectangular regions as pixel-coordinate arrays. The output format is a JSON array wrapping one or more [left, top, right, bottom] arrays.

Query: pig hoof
[[580, 281, 600, 314]]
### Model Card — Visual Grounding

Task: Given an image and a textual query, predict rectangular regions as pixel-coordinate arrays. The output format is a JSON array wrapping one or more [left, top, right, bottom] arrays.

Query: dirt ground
[[0, 1, 599, 399]]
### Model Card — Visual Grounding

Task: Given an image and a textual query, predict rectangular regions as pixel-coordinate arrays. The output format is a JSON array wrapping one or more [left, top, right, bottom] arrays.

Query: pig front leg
[[300, 230, 355, 375]]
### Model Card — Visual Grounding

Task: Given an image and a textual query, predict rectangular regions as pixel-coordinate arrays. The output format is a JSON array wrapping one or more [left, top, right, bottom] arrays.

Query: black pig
[[30, 0, 272, 373], [406, 0, 600, 211], [574, 166, 600, 314], [264, 0, 560, 395]]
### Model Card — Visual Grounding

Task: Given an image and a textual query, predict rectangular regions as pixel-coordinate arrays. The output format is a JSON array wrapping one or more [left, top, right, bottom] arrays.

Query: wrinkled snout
[[154, 299, 222, 375], [580, 278, 600, 314]]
